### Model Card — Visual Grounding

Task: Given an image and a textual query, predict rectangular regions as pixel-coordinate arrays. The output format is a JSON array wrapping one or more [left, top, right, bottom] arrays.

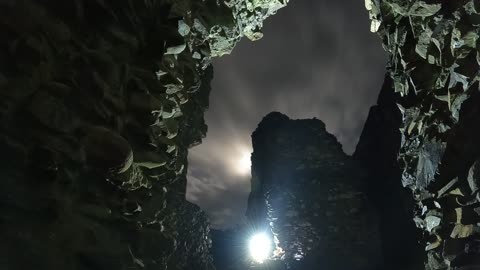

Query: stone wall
[[354, 75, 424, 270], [247, 112, 382, 270], [0, 1, 287, 269], [366, 0, 480, 268]]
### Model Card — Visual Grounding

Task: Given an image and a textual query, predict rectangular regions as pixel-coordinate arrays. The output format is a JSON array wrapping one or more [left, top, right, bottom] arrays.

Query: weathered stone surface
[[246, 112, 382, 269], [354, 75, 424, 270], [82, 126, 133, 175], [366, 0, 480, 268], [0, 0, 286, 269]]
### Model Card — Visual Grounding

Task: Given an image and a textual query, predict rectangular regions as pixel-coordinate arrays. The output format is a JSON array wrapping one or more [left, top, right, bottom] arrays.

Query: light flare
[[249, 233, 272, 263]]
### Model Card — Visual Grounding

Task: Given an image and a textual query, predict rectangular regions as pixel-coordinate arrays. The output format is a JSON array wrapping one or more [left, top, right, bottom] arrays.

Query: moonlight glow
[[235, 151, 251, 175], [249, 233, 272, 263]]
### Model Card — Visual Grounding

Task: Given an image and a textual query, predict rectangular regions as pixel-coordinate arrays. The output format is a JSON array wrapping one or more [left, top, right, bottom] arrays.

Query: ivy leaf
[[448, 64, 470, 91], [409, 1, 442, 17]]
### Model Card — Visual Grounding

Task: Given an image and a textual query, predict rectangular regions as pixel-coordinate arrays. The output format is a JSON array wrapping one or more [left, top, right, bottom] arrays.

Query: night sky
[[186, 0, 388, 229]]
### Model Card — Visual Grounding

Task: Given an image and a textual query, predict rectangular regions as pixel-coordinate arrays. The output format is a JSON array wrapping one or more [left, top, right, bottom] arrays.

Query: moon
[[235, 150, 252, 175]]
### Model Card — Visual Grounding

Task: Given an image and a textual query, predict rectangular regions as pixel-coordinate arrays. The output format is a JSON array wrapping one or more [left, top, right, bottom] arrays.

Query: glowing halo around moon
[[249, 233, 272, 263], [233, 149, 252, 176]]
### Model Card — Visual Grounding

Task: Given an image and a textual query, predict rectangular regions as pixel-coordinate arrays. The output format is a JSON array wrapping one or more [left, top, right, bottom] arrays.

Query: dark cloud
[[187, 0, 387, 228]]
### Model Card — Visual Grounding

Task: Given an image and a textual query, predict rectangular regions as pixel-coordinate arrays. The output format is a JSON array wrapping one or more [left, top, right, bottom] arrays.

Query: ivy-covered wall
[[0, 1, 287, 269]]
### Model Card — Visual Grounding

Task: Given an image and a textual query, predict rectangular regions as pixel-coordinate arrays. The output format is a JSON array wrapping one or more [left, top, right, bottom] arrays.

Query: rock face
[[0, 1, 286, 269], [366, 0, 480, 269], [354, 75, 424, 270], [211, 227, 250, 270], [247, 112, 383, 270]]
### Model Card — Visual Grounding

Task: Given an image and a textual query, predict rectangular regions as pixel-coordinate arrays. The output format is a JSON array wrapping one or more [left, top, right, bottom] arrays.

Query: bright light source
[[249, 233, 272, 263], [236, 151, 251, 175]]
